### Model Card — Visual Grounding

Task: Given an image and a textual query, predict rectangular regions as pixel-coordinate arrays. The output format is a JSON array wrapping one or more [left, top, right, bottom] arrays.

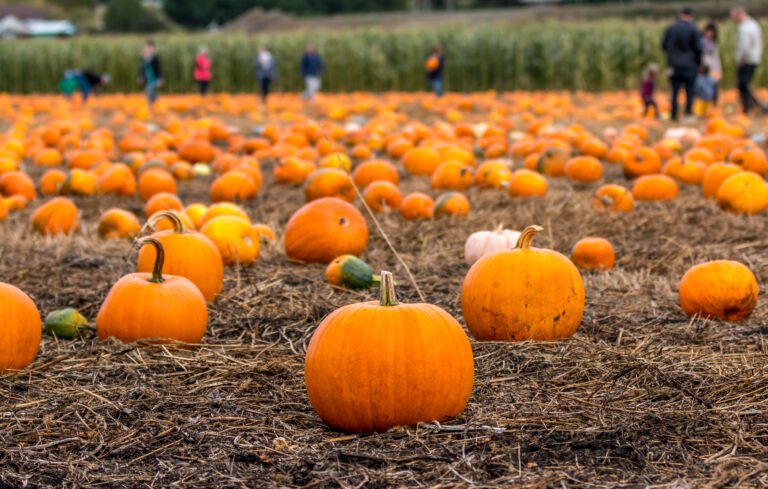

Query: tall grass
[[0, 21, 764, 93]]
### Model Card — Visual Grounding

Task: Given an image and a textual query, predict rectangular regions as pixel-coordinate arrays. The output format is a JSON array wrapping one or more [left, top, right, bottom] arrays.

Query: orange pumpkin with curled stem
[[461, 225, 585, 341], [0, 282, 41, 372], [593, 184, 634, 212], [679, 260, 758, 321], [305, 271, 474, 433], [284, 198, 368, 264], [571, 237, 615, 270], [363, 181, 402, 212], [98, 208, 141, 240], [97, 237, 208, 344], [138, 211, 224, 301], [31, 197, 79, 236]]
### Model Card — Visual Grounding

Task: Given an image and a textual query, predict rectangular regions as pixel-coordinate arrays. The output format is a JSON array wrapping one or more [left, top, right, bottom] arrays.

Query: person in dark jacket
[[425, 45, 446, 96], [60, 69, 109, 102], [139, 39, 163, 105], [254, 46, 278, 104], [662, 7, 702, 120], [300, 44, 325, 101]]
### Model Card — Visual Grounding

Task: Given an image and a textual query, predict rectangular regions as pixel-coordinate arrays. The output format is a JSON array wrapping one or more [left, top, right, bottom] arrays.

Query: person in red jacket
[[194, 46, 212, 95]]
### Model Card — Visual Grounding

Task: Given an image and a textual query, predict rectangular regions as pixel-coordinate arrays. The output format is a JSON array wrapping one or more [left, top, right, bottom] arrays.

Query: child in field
[[194, 46, 212, 95], [139, 39, 163, 105], [425, 45, 445, 97], [640, 63, 660, 118], [694, 65, 717, 116], [59, 69, 110, 102]]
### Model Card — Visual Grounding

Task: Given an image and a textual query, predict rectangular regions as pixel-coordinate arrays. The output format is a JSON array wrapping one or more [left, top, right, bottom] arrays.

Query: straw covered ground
[[1, 109, 768, 488]]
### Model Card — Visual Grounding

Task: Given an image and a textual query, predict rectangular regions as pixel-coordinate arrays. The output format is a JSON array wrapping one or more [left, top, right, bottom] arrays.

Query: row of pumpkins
[[0, 200, 759, 433]]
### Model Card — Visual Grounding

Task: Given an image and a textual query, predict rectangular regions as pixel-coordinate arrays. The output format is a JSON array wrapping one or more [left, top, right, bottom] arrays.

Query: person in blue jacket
[[425, 45, 446, 96], [300, 44, 325, 101]]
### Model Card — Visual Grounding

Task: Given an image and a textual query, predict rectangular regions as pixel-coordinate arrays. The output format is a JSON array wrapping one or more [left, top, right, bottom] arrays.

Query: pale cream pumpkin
[[464, 225, 521, 265]]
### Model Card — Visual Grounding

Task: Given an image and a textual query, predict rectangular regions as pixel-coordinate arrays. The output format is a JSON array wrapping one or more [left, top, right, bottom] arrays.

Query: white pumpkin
[[464, 225, 522, 265]]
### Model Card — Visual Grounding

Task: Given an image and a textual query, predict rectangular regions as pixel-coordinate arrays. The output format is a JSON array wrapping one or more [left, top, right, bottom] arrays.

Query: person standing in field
[[640, 63, 660, 118], [731, 6, 766, 114], [694, 65, 718, 116], [139, 39, 163, 105], [254, 46, 277, 104], [194, 46, 212, 96], [300, 44, 325, 101], [700, 23, 721, 105], [425, 45, 446, 97], [662, 7, 702, 121]]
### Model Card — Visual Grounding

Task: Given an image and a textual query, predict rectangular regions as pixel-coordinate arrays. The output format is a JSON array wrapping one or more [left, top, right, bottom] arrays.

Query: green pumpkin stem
[[148, 210, 186, 234], [134, 236, 166, 283], [379, 271, 398, 306], [516, 225, 544, 250]]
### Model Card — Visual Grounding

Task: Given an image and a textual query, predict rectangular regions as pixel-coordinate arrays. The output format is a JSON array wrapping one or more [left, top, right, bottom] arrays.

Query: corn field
[[0, 20, 766, 94]]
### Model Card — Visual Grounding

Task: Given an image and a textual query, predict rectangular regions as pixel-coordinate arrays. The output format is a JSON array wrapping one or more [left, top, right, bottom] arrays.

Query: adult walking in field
[[255, 47, 277, 104], [194, 46, 212, 96], [425, 45, 446, 97], [662, 8, 702, 121], [700, 23, 722, 105], [731, 6, 766, 115], [300, 44, 325, 101], [139, 39, 163, 106]]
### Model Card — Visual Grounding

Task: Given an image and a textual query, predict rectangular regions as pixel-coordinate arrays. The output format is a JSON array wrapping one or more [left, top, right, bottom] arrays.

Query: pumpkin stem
[[134, 237, 165, 283], [148, 211, 186, 234], [379, 271, 398, 306], [515, 225, 544, 250], [494, 223, 504, 232]]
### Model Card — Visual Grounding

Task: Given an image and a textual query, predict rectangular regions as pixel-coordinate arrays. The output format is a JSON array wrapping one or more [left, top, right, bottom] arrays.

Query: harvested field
[[1, 92, 767, 487]]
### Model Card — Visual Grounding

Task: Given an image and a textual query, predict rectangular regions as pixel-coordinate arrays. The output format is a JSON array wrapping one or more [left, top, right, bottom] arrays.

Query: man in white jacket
[[731, 6, 766, 114]]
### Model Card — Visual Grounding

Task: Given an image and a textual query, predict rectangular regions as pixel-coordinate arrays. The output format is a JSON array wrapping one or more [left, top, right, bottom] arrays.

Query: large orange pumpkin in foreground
[[138, 212, 224, 301], [305, 271, 474, 433], [679, 260, 758, 321], [461, 225, 585, 341], [97, 237, 208, 344], [0, 283, 41, 372], [284, 198, 368, 263]]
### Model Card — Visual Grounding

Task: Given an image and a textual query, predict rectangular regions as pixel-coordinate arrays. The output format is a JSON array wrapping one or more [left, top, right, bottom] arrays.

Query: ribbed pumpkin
[[97, 237, 208, 344], [31, 197, 79, 235], [571, 237, 615, 270], [200, 215, 260, 266], [461, 225, 585, 341], [138, 212, 224, 301], [305, 271, 474, 433], [284, 198, 368, 264], [679, 260, 758, 321], [0, 282, 41, 372], [400, 192, 435, 220], [325, 255, 380, 290], [593, 184, 634, 212], [98, 208, 141, 240], [716, 171, 768, 215]]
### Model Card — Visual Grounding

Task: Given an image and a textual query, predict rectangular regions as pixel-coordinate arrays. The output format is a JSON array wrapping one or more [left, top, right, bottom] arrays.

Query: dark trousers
[[260, 77, 271, 103], [669, 68, 696, 120], [643, 98, 659, 118], [197, 80, 209, 95], [737, 64, 761, 113]]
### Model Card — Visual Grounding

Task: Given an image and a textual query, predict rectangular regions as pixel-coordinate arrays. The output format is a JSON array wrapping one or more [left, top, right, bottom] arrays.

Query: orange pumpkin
[[0, 282, 41, 372], [624, 147, 661, 178], [400, 192, 435, 220], [679, 260, 758, 321], [138, 168, 177, 201], [178, 139, 215, 163], [435, 192, 470, 217], [252, 223, 276, 242], [402, 147, 441, 176], [97, 237, 208, 344], [97, 164, 136, 196], [40, 169, 67, 196], [305, 271, 474, 433], [363, 181, 403, 212], [97, 208, 142, 240], [352, 159, 400, 188], [304, 168, 356, 203], [593, 184, 634, 212], [66, 169, 97, 196], [631, 174, 679, 201], [34, 148, 63, 166], [729, 144, 768, 175], [144, 192, 183, 217], [534, 146, 569, 176], [274, 157, 315, 185], [702, 163, 742, 199], [462, 225, 585, 341], [200, 202, 250, 226], [200, 216, 260, 266], [31, 197, 78, 235], [474, 160, 512, 189], [0, 171, 36, 201], [210, 170, 259, 202], [716, 171, 768, 214], [564, 156, 603, 183], [571, 237, 615, 270], [183, 203, 209, 230], [139, 212, 224, 301], [431, 161, 473, 190], [284, 198, 368, 263], [508, 169, 547, 197]]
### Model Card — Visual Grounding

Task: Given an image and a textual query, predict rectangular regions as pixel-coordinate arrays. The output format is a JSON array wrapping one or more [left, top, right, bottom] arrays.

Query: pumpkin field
[[1, 89, 768, 487]]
